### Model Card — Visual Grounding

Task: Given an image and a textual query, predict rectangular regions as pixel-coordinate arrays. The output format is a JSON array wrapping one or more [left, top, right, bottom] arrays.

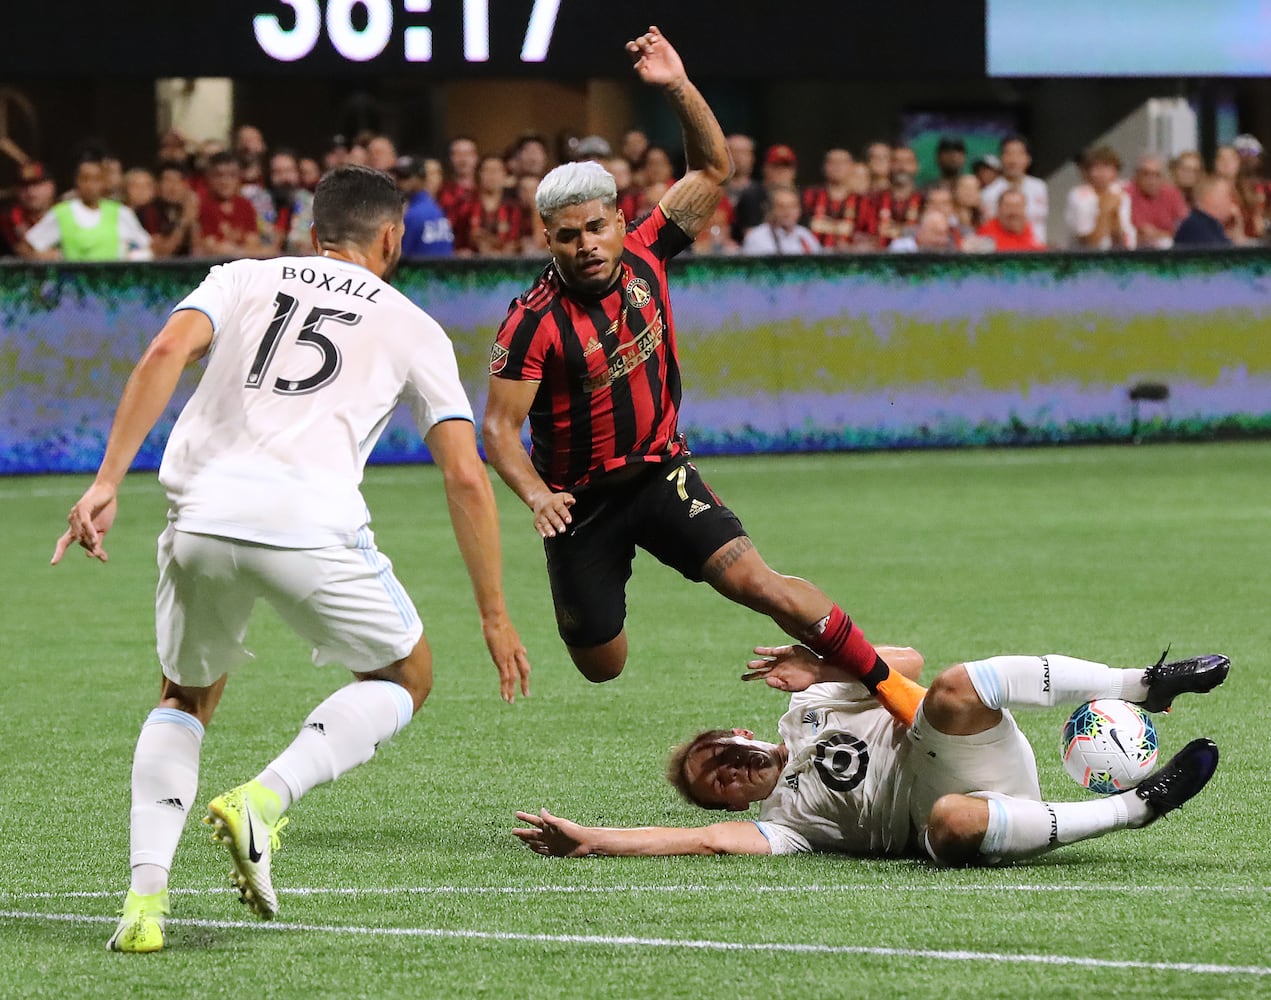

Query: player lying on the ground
[[513, 646, 1228, 863]]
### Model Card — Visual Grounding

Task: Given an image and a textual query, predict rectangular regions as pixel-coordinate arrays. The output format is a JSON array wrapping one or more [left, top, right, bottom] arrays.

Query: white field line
[[5, 883, 1268, 900], [0, 908, 1267, 977]]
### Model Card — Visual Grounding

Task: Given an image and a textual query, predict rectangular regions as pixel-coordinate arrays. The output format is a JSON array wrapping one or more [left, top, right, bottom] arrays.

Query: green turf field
[[2, 442, 1268, 998]]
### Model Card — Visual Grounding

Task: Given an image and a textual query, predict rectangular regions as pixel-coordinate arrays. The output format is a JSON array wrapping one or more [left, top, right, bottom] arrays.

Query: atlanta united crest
[[625, 276, 652, 309], [489, 342, 509, 374]]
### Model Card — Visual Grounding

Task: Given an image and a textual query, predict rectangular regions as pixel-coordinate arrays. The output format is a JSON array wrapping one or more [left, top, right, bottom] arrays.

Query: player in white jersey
[[52, 165, 531, 952], [514, 644, 1227, 863]]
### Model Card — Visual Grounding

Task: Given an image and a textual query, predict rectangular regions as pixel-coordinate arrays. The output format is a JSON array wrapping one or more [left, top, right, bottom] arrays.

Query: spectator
[[135, 162, 198, 258], [20, 151, 151, 261], [123, 168, 156, 212], [233, 124, 267, 162], [421, 157, 444, 199], [366, 135, 398, 173], [253, 149, 315, 256], [438, 135, 479, 230], [509, 134, 551, 180], [921, 187, 958, 238], [690, 199, 739, 255], [606, 156, 641, 221], [863, 141, 891, 192], [724, 133, 765, 240], [394, 155, 454, 259], [101, 155, 125, 201], [741, 186, 820, 255], [888, 208, 956, 253], [735, 144, 797, 240], [641, 145, 675, 186], [195, 151, 265, 258], [190, 139, 226, 199], [971, 152, 1002, 190], [976, 188, 1044, 251], [980, 135, 1049, 245], [860, 159, 922, 249], [0, 161, 55, 256], [1170, 150, 1203, 206], [323, 135, 350, 172], [890, 145, 919, 179], [514, 172, 548, 255], [932, 136, 966, 191], [846, 161, 871, 196], [952, 173, 983, 233], [636, 180, 670, 217], [1125, 152, 1188, 249], [621, 128, 649, 170], [298, 157, 322, 192], [1065, 144, 1135, 249], [1232, 133, 1267, 242], [1212, 145, 1240, 183], [1173, 176, 1235, 247], [157, 129, 191, 168], [454, 155, 523, 256], [572, 135, 613, 163], [802, 148, 860, 250]]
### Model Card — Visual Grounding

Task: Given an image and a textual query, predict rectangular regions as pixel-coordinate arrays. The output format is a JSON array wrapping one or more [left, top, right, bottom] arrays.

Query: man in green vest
[[20, 151, 152, 261]]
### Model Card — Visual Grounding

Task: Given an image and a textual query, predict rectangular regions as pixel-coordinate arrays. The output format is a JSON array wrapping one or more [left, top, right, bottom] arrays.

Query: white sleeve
[[118, 206, 153, 260], [753, 820, 814, 855], [171, 263, 237, 332], [1120, 191, 1137, 249], [1065, 188, 1095, 239], [406, 324, 475, 439], [980, 180, 1003, 219], [23, 211, 61, 252]]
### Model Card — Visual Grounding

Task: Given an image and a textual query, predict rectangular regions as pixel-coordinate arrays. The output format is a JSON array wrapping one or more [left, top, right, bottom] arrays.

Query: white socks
[[978, 792, 1152, 861], [964, 654, 1149, 710], [257, 680, 415, 812], [128, 708, 205, 895]]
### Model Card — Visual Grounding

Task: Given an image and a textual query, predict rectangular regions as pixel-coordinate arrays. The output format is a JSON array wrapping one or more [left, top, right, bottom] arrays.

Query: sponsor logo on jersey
[[624, 276, 652, 309], [489, 342, 510, 374]]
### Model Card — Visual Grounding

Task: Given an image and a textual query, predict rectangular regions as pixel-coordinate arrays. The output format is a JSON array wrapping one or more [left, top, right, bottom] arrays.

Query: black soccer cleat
[[1131, 737, 1219, 826], [1137, 650, 1230, 713]]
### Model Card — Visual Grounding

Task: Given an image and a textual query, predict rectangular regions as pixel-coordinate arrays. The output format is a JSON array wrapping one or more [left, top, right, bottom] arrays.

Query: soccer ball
[[1061, 699, 1159, 794]]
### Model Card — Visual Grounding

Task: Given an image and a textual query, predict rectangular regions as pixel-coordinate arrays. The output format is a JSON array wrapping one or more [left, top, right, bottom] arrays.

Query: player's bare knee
[[925, 665, 986, 718], [926, 794, 987, 865], [570, 648, 625, 683]]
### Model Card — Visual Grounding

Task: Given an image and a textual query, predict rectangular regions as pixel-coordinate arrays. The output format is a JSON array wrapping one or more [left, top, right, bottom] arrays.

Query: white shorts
[[155, 526, 423, 687], [905, 703, 1042, 831]]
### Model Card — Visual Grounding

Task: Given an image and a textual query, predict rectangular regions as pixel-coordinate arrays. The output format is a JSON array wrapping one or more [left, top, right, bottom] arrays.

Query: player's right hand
[[51, 482, 118, 565], [512, 809, 590, 857], [741, 644, 824, 692], [531, 490, 575, 538]]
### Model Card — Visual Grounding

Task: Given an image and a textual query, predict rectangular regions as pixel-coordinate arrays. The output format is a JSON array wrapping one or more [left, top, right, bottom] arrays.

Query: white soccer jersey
[[755, 682, 915, 856], [158, 256, 473, 547]]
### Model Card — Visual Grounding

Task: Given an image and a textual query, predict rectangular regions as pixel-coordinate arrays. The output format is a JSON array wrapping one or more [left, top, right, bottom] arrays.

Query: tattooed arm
[[625, 25, 732, 239]]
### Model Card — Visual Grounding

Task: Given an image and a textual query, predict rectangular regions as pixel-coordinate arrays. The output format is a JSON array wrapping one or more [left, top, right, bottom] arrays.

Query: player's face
[[76, 163, 105, 206], [544, 199, 625, 293], [685, 733, 783, 812]]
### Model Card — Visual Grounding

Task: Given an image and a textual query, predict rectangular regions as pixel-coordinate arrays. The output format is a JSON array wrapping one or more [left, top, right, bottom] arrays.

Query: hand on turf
[[625, 26, 686, 89], [532, 490, 575, 538], [513, 809, 590, 857], [741, 644, 824, 691], [483, 614, 531, 703], [51, 482, 118, 565]]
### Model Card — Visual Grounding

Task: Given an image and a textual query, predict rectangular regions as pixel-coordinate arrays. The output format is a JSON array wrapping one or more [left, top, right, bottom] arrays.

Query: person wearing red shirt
[[437, 135, 479, 232], [976, 189, 1044, 251], [859, 164, 922, 248], [802, 148, 860, 250], [1125, 153, 1189, 249], [481, 26, 922, 728], [454, 155, 524, 256], [195, 152, 265, 258], [0, 162, 55, 256]]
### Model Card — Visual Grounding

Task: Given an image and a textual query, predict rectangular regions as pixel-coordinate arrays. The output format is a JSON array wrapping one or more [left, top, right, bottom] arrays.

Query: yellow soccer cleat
[[106, 888, 169, 953], [203, 780, 288, 920]]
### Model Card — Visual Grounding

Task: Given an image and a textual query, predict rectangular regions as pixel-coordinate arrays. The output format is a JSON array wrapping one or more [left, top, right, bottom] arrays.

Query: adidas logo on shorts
[[688, 499, 712, 518]]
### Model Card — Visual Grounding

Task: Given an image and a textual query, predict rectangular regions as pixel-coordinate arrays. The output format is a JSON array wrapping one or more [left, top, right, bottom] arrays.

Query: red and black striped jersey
[[490, 205, 692, 492], [454, 195, 525, 254], [801, 187, 861, 249]]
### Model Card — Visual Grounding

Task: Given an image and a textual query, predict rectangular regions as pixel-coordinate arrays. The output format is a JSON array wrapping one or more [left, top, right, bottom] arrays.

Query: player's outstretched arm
[[482, 375, 575, 538], [743, 644, 924, 690], [513, 809, 771, 857], [51, 309, 213, 565], [626, 25, 731, 239], [425, 418, 531, 703]]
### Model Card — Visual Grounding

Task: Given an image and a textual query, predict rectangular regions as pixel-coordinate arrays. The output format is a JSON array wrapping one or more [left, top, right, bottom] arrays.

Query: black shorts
[[544, 458, 747, 648]]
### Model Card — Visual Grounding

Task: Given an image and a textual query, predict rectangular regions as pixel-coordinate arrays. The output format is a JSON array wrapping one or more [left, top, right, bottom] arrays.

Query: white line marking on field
[[6, 883, 1267, 901], [1, 909, 1267, 977]]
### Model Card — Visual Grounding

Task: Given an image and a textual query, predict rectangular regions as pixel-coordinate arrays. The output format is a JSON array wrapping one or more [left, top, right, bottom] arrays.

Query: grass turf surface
[[2, 442, 1268, 998]]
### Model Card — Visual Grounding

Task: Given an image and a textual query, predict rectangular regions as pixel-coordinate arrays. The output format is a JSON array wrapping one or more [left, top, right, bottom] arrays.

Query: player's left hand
[[51, 481, 118, 565], [741, 644, 824, 691], [625, 25, 686, 88], [512, 809, 590, 857]]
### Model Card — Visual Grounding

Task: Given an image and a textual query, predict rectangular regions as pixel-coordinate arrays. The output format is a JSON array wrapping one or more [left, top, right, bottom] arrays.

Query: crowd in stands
[[1, 122, 1263, 262]]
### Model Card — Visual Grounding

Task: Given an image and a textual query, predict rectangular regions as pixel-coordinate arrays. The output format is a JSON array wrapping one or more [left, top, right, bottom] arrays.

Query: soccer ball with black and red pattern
[[1061, 699, 1159, 794]]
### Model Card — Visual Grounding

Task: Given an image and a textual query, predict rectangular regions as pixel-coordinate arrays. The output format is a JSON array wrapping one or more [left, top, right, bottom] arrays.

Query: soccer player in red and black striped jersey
[[483, 26, 923, 726]]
